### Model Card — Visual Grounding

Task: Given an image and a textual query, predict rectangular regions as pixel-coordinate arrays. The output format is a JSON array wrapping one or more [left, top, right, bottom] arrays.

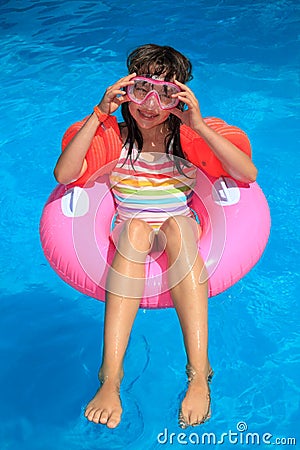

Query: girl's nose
[[142, 92, 160, 110]]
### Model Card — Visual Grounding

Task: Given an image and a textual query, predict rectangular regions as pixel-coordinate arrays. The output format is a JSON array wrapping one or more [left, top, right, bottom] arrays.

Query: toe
[[107, 410, 122, 428], [205, 407, 211, 421], [99, 409, 109, 424], [202, 406, 211, 424], [179, 407, 191, 429], [178, 412, 189, 429], [92, 409, 102, 424], [192, 414, 203, 427], [86, 408, 97, 422], [84, 402, 96, 418], [188, 410, 198, 427]]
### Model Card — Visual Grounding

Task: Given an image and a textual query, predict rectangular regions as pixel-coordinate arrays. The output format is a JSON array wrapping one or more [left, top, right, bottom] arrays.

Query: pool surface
[[0, 0, 299, 449]]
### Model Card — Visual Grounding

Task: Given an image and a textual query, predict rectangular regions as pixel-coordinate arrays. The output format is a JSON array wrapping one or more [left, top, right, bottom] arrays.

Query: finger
[[123, 72, 137, 80], [174, 79, 192, 92], [172, 88, 194, 99], [116, 72, 136, 82], [177, 92, 193, 102], [127, 72, 137, 79], [107, 82, 133, 97], [104, 73, 136, 96], [120, 94, 130, 103], [112, 93, 131, 108], [175, 90, 198, 105], [115, 73, 137, 88], [116, 94, 130, 104], [105, 77, 134, 98], [174, 80, 198, 100], [106, 88, 127, 99], [177, 93, 198, 109]]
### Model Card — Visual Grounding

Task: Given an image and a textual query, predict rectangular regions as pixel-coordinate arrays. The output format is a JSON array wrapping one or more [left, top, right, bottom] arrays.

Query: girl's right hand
[[97, 73, 136, 115]]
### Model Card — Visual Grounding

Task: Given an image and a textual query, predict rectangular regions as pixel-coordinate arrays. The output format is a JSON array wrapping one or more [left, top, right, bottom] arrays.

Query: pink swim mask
[[127, 76, 181, 110]]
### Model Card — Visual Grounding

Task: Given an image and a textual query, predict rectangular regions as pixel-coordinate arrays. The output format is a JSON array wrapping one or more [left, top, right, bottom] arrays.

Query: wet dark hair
[[121, 44, 193, 174]]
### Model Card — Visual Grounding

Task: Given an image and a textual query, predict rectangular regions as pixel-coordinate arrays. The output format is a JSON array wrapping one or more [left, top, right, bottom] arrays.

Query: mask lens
[[131, 80, 152, 102], [155, 84, 179, 107]]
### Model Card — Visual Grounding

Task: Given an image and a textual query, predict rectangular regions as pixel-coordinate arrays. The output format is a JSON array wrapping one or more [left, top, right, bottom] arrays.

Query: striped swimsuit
[[109, 146, 197, 232]]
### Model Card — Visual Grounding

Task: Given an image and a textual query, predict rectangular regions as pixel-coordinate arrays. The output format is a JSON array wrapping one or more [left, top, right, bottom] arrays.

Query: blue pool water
[[0, 0, 299, 449]]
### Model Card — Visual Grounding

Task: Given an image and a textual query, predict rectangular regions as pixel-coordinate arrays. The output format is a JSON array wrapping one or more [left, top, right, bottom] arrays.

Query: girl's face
[[128, 72, 177, 131], [128, 95, 171, 131]]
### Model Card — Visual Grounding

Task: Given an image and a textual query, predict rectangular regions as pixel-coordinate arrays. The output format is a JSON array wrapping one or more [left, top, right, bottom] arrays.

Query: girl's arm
[[54, 73, 136, 185], [190, 120, 257, 183], [172, 81, 258, 184], [54, 113, 99, 184]]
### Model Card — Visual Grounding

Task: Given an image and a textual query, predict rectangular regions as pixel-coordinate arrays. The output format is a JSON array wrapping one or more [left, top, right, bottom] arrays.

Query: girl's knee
[[120, 218, 154, 253], [160, 216, 200, 242], [158, 216, 201, 260]]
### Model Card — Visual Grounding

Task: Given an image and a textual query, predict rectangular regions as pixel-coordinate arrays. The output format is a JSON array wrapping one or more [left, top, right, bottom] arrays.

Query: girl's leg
[[159, 216, 211, 427], [85, 218, 154, 428]]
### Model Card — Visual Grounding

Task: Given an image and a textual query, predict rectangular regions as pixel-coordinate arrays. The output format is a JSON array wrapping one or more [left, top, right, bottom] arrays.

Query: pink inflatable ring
[[40, 166, 270, 309]]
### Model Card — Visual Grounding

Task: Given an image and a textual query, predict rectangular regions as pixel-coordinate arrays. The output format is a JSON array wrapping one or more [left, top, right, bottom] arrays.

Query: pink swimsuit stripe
[[109, 147, 197, 231]]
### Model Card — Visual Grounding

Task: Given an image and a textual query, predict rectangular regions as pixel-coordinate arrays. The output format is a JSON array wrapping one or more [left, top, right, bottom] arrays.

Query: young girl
[[54, 44, 257, 429]]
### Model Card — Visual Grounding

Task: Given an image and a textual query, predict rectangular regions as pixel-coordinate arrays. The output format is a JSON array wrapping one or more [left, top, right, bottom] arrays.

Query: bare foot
[[84, 380, 122, 428], [178, 365, 213, 428]]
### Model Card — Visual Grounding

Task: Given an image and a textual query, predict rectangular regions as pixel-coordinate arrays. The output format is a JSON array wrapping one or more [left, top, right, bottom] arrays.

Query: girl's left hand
[[170, 80, 205, 131]]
